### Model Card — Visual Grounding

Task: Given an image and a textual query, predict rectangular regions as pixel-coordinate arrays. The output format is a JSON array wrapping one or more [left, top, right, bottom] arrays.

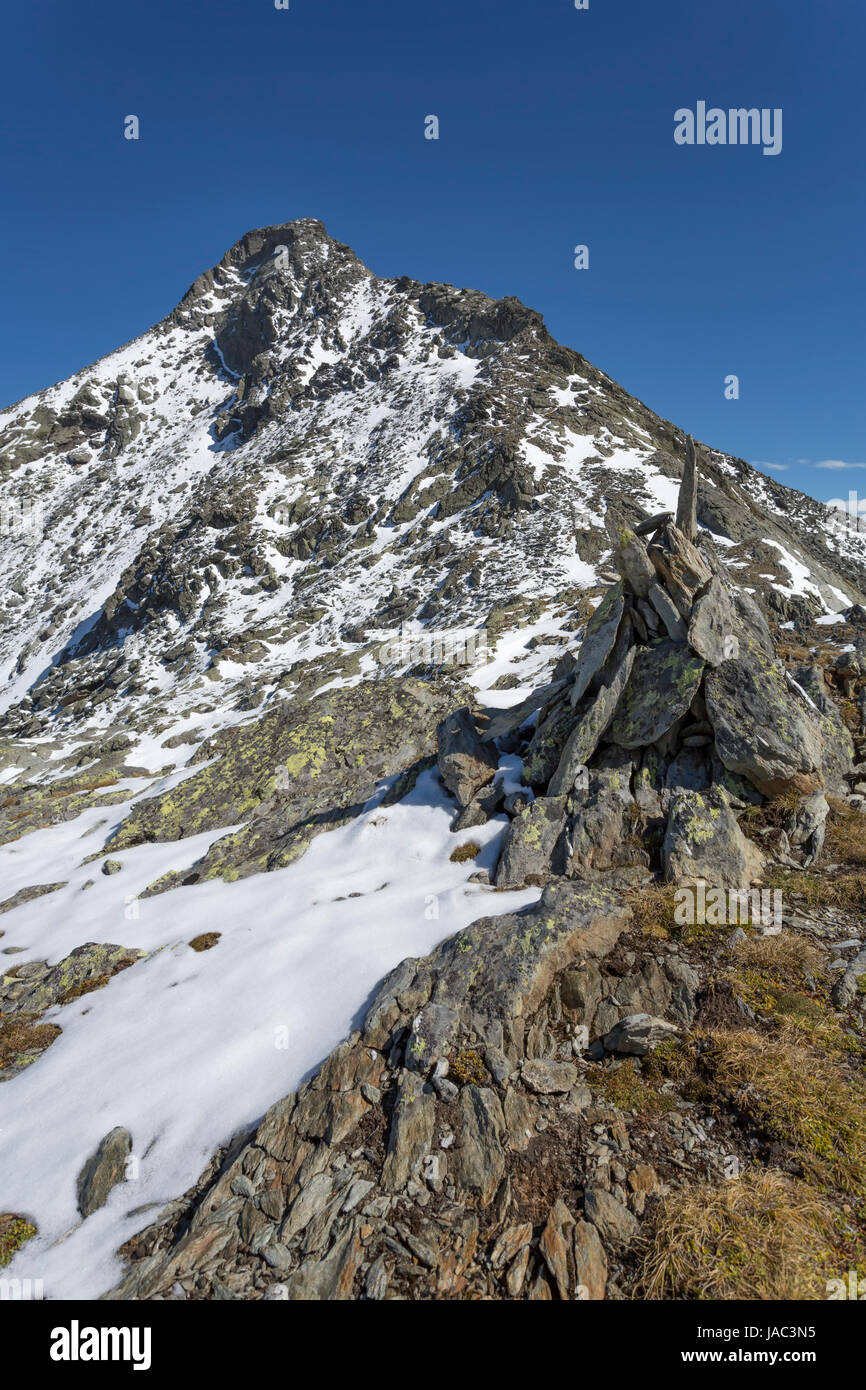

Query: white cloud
[[815, 459, 866, 471]]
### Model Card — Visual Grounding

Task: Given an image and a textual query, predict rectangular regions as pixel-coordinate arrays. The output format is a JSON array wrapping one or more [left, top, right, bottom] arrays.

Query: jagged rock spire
[[676, 434, 698, 541]]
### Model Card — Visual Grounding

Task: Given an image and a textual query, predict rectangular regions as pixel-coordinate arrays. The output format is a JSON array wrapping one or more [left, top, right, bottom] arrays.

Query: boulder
[[662, 787, 765, 890], [437, 707, 498, 809], [602, 1013, 679, 1055], [704, 631, 823, 796], [494, 795, 568, 888], [77, 1127, 132, 1218]]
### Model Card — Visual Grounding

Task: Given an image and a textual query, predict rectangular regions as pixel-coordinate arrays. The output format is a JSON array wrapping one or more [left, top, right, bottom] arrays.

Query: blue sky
[[2, 0, 863, 506]]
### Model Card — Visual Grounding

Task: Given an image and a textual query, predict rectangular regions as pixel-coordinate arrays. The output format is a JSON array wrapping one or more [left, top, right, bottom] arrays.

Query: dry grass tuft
[[188, 932, 221, 952], [766, 867, 866, 911], [701, 1027, 866, 1195], [826, 796, 866, 866], [449, 841, 481, 864], [731, 931, 822, 980], [638, 1169, 841, 1300], [623, 883, 679, 940], [0, 1014, 61, 1070]]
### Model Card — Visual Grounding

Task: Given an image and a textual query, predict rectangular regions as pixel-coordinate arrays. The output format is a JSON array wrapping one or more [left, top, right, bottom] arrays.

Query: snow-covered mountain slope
[[2, 217, 865, 775], [2, 219, 866, 1298]]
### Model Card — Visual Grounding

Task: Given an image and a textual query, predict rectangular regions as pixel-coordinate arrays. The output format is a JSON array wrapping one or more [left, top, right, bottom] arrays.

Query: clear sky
[[2, 0, 863, 507]]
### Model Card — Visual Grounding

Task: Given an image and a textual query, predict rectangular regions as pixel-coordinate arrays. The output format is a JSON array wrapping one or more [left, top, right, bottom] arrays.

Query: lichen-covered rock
[[0, 942, 145, 1017], [566, 759, 647, 878], [365, 879, 630, 1060], [704, 632, 824, 795], [607, 640, 705, 749], [494, 795, 568, 888], [662, 787, 765, 890], [111, 677, 455, 889]]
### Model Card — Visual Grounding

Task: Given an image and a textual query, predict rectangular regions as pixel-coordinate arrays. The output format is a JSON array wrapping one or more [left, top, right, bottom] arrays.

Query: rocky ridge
[[96, 449, 866, 1302], [2, 225, 866, 1300]]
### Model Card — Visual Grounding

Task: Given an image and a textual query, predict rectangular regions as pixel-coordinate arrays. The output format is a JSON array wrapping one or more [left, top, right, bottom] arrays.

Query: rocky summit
[[1, 221, 866, 1302]]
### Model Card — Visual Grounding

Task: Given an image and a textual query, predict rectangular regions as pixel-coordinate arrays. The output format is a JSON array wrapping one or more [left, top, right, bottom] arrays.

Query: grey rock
[[549, 644, 636, 795], [787, 790, 830, 866], [77, 1126, 132, 1218], [494, 795, 568, 888], [647, 523, 713, 619], [665, 747, 710, 794], [406, 1002, 459, 1073], [663, 787, 765, 890], [521, 1058, 578, 1094], [675, 435, 698, 541], [382, 1072, 435, 1190], [436, 707, 498, 809], [602, 1013, 679, 1055], [648, 582, 688, 641], [832, 946, 866, 1009], [608, 514, 657, 600], [607, 640, 704, 749], [664, 954, 700, 1024], [584, 1185, 639, 1247], [704, 631, 823, 796], [262, 1242, 292, 1272], [569, 583, 626, 706], [573, 1218, 608, 1299], [688, 576, 736, 667], [452, 1085, 505, 1205]]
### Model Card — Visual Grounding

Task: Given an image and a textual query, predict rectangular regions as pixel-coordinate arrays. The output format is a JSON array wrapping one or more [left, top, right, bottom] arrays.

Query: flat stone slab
[[569, 583, 626, 708], [606, 640, 705, 749], [549, 646, 636, 795], [688, 576, 736, 667]]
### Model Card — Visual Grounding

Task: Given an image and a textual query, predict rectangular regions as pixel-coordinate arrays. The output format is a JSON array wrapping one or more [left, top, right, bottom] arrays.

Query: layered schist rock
[[487, 441, 853, 894]]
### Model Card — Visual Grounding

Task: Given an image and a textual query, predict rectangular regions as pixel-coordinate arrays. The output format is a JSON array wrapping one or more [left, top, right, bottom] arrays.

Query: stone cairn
[[439, 437, 855, 895]]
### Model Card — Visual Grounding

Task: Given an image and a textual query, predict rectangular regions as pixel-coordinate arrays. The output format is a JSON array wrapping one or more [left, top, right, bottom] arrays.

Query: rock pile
[[459, 437, 855, 894]]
